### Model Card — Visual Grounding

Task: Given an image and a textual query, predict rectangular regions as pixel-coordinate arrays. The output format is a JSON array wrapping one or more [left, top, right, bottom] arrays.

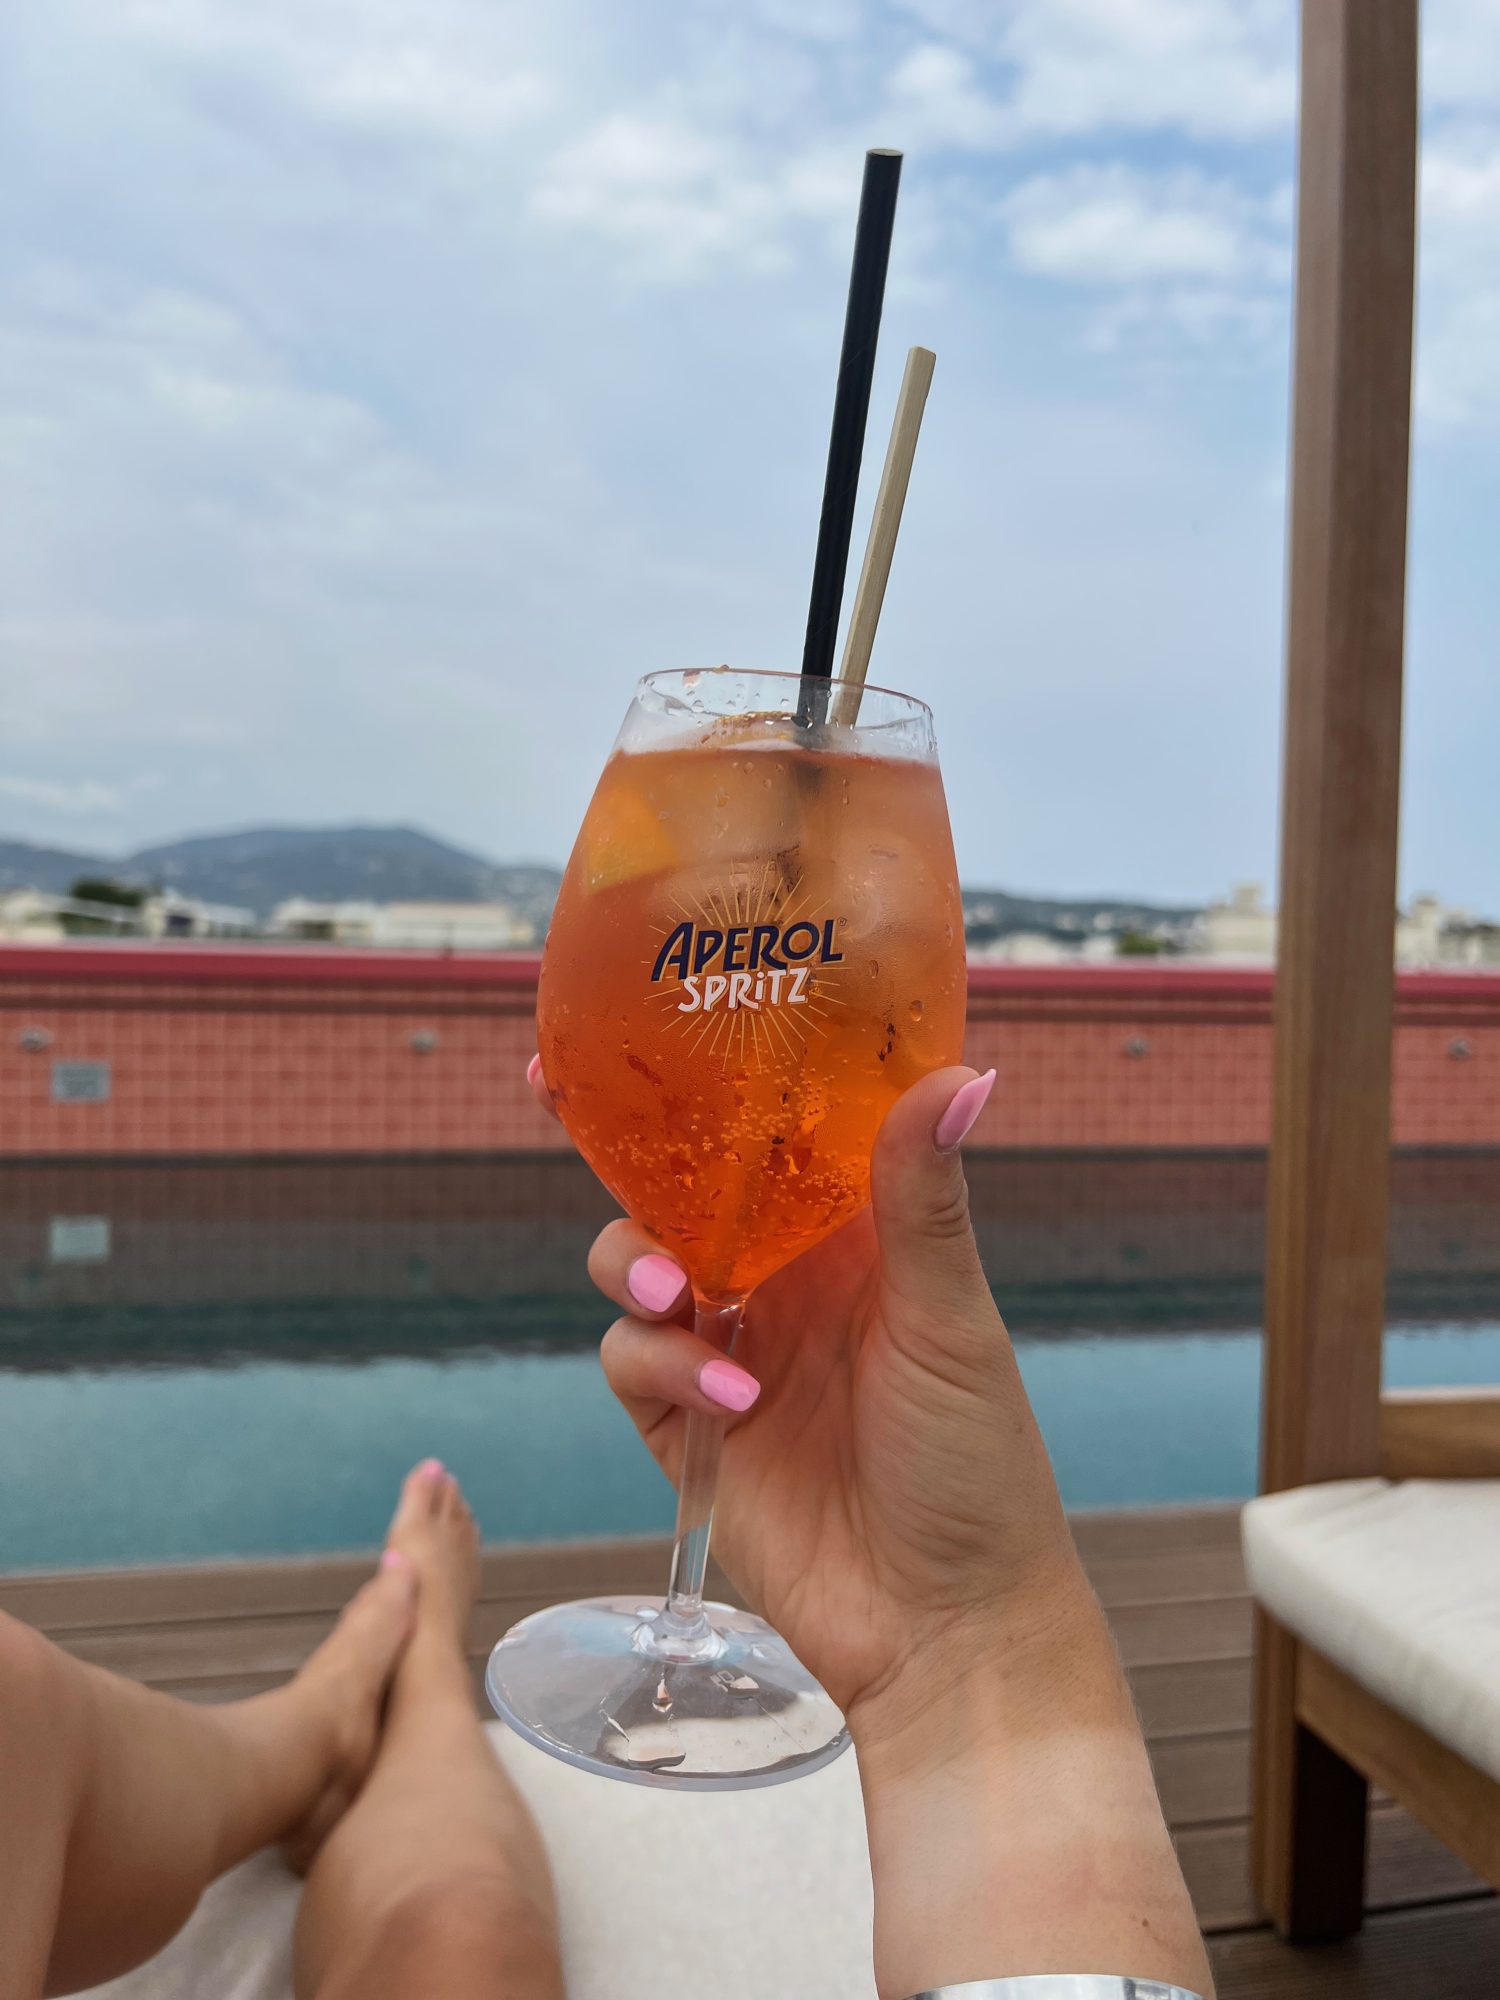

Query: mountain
[[0, 824, 1196, 941], [127, 826, 558, 920], [0, 839, 106, 897], [0, 827, 565, 930]]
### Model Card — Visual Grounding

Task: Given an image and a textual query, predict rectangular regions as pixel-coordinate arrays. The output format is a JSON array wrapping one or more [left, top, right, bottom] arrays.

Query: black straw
[[799, 148, 903, 710]]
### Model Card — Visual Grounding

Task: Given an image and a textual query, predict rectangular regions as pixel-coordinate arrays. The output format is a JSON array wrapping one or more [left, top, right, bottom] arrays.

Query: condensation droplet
[[866, 959, 880, 978], [909, 999, 924, 1021]]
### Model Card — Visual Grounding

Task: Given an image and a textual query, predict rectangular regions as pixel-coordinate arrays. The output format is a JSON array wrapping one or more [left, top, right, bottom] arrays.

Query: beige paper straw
[[829, 345, 936, 728]]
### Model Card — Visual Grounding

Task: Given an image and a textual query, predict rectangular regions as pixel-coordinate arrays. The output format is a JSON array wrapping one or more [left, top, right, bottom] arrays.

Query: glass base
[[486, 1595, 851, 1791]]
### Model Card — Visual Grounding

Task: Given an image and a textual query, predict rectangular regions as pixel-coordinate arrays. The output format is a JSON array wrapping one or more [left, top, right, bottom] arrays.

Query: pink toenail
[[417, 1458, 445, 1479], [380, 1549, 409, 1572]]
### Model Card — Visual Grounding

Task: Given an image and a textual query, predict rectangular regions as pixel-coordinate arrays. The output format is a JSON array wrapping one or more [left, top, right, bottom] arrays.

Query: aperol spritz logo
[[652, 917, 843, 1012], [645, 882, 847, 1063]]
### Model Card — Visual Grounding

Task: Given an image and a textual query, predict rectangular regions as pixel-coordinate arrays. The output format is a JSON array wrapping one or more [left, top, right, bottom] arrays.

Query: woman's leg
[[295, 1468, 564, 2000], [0, 1500, 418, 1999]]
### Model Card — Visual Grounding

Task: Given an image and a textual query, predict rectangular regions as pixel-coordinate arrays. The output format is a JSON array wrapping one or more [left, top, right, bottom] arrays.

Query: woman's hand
[[536, 1060, 1092, 1749]]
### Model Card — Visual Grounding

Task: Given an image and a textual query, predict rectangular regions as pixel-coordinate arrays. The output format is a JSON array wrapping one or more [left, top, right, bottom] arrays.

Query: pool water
[[2, 1153, 1497, 1571]]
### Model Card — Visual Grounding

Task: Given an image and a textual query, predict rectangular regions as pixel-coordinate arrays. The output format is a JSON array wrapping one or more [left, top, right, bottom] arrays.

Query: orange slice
[[586, 781, 678, 891]]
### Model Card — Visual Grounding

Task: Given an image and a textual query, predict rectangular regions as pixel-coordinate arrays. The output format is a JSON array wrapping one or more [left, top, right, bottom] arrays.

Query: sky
[[1, 0, 1497, 907]]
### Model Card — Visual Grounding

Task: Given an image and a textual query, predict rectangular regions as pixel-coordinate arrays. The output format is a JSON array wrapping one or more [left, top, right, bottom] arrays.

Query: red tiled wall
[[2, 949, 1497, 1157]]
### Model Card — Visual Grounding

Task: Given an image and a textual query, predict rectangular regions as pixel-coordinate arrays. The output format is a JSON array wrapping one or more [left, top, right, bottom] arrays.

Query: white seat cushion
[[82, 1723, 876, 2000], [1242, 1477, 1500, 1783]]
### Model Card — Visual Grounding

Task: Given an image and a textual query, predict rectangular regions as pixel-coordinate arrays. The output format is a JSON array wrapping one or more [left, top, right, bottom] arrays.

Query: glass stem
[[659, 1295, 744, 1644]]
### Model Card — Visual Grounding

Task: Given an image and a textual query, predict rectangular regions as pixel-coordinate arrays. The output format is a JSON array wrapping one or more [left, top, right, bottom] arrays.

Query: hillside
[[0, 826, 1196, 941], [0, 827, 564, 931]]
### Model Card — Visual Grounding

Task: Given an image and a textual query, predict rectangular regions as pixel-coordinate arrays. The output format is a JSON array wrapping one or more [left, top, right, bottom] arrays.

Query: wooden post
[[1251, 0, 1419, 1940]]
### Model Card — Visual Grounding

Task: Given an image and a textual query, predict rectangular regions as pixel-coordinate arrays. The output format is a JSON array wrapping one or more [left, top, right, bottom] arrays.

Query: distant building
[[968, 930, 1071, 965], [1396, 896, 1500, 968], [370, 902, 535, 950], [269, 897, 534, 950], [1437, 919, 1500, 967], [0, 890, 140, 941], [1185, 886, 1499, 967], [270, 898, 381, 943], [1188, 884, 1277, 963], [140, 890, 256, 940]]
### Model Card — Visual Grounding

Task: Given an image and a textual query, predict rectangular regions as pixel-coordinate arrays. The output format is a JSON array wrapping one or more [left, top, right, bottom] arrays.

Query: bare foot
[[276, 1461, 479, 1870], [275, 1554, 417, 1871], [384, 1457, 482, 1651]]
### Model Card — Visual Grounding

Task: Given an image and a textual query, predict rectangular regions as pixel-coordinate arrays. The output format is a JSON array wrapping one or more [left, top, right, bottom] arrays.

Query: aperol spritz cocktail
[[488, 669, 967, 1789], [537, 710, 965, 1300]]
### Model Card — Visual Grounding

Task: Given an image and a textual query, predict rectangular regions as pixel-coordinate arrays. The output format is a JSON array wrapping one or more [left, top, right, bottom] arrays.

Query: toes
[[391, 1458, 446, 1539], [388, 1460, 478, 1576], [446, 1483, 480, 1549]]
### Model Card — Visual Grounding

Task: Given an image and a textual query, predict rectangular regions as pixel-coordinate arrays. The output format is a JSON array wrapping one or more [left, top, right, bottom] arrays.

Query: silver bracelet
[[907, 1982, 1205, 1999]]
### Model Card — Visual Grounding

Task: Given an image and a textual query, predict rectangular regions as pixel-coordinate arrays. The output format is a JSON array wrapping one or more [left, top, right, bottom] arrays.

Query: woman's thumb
[[869, 1066, 997, 1315]]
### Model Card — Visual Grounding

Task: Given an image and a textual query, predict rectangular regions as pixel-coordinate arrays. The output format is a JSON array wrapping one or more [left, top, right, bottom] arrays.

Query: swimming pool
[[3, 1153, 1498, 1571]]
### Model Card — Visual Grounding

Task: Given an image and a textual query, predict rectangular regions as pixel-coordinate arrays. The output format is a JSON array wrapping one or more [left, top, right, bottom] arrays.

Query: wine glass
[[487, 667, 967, 1788]]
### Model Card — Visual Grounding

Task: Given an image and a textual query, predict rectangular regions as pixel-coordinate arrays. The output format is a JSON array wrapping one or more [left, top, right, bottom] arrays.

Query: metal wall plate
[[52, 1060, 112, 1103]]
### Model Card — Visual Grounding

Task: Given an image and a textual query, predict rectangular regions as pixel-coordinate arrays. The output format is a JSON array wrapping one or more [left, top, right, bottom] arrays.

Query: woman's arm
[[851, 1583, 1214, 1999]]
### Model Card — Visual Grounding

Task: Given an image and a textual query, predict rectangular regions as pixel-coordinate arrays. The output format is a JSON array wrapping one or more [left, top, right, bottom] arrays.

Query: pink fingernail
[[380, 1548, 409, 1572], [417, 1458, 445, 1479], [699, 1358, 760, 1412], [526, 1054, 542, 1087], [628, 1254, 687, 1314], [934, 1070, 997, 1153]]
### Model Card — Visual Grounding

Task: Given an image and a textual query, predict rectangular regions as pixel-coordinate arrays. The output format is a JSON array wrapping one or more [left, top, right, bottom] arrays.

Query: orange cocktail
[[538, 715, 965, 1299]]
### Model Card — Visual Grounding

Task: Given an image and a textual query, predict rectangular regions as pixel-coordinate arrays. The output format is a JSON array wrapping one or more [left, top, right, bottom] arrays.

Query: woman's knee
[[0, 1615, 89, 1787], [0, 1618, 93, 1997], [325, 1868, 563, 1998]]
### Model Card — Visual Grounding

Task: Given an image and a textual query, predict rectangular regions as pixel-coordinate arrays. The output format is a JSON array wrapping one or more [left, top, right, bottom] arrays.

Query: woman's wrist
[[845, 1554, 1104, 1779], [850, 1584, 1214, 2000]]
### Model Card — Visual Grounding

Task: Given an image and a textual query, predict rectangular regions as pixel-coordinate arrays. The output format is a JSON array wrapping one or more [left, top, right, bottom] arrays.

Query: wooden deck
[[3, 1504, 1494, 1995]]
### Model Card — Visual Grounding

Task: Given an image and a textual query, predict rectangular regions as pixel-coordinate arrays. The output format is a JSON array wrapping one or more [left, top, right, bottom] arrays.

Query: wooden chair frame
[[1250, 0, 1500, 1940]]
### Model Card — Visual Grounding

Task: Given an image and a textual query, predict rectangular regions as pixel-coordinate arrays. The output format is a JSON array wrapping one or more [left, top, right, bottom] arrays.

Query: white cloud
[[528, 116, 924, 280], [1424, 0, 1500, 117], [753, 0, 863, 38], [1004, 164, 1285, 286], [529, 116, 785, 275], [903, 0, 1295, 141], [996, 163, 1291, 355], [111, 0, 553, 139], [1417, 133, 1500, 430], [887, 43, 1008, 150], [0, 775, 127, 815], [1009, 0, 1294, 139]]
